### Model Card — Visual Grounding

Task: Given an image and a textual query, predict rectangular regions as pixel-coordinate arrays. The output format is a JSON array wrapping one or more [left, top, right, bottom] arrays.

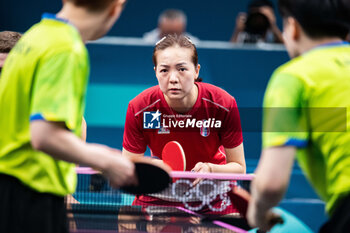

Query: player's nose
[[169, 71, 179, 83]]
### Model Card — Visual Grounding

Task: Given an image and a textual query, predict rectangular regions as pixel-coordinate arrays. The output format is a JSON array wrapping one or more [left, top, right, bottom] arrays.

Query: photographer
[[230, 0, 283, 44]]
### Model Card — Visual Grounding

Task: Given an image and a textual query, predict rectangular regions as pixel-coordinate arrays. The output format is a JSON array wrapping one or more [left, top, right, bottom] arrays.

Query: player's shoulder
[[27, 19, 86, 57], [128, 85, 162, 112], [270, 54, 313, 89], [273, 45, 350, 84], [276, 54, 308, 73], [198, 82, 237, 109]]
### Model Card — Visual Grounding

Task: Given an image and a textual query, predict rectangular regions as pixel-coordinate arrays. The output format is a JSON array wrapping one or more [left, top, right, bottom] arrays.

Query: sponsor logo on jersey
[[200, 119, 210, 137], [143, 110, 161, 129]]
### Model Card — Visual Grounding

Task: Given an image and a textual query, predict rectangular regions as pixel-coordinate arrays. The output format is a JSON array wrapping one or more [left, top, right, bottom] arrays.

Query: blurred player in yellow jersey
[[247, 0, 350, 232], [0, 1, 137, 232]]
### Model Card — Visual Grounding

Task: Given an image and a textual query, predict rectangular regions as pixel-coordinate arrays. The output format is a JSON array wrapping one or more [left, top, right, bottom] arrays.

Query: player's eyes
[[179, 68, 186, 72], [160, 69, 168, 73]]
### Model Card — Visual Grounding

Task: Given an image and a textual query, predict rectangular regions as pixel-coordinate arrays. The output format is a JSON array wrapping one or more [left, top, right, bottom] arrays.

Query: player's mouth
[[169, 88, 181, 93]]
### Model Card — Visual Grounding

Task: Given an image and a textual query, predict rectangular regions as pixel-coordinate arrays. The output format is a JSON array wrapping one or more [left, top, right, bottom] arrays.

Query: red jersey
[[123, 82, 243, 171]]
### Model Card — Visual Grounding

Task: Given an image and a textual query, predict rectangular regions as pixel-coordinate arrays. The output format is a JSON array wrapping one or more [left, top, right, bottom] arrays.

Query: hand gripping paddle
[[228, 186, 284, 231]]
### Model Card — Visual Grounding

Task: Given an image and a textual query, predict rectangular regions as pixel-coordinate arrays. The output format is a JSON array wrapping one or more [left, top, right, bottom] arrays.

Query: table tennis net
[[66, 168, 252, 215]]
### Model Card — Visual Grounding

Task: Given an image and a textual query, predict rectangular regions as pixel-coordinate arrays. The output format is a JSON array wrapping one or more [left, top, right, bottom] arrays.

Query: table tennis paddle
[[120, 156, 172, 195], [227, 185, 284, 231], [162, 141, 186, 171]]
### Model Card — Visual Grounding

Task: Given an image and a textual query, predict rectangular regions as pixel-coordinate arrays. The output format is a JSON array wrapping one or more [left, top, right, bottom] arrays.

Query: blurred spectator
[[0, 31, 21, 74], [143, 9, 199, 44], [230, 0, 283, 44]]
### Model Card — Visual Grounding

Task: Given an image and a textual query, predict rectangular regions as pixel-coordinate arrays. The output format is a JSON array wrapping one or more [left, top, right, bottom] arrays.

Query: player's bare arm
[[31, 120, 137, 188], [122, 147, 167, 168], [122, 147, 144, 157], [81, 117, 87, 142], [191, 143, 246, 173], [247, 146, 295, 230]]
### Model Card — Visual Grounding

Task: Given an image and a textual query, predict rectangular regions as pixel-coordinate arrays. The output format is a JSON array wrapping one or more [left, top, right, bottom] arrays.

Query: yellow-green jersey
[[263, 42, 350, 215], [0, 13, 89, 196]]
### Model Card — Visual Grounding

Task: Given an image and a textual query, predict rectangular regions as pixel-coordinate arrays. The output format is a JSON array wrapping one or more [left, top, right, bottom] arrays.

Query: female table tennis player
[[122, 34, 246, 213]]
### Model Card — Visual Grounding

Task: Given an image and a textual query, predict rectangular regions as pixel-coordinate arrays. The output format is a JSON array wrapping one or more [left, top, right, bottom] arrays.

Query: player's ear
[[109, 0, 126, 18], [288, 17, 300, 41], [195, 64, 201, 78], [154, 66, 156, 72]]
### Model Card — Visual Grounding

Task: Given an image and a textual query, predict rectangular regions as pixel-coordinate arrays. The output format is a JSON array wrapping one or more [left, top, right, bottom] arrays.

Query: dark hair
[[152, 34, 202, 82], [0, 31, 22, 53], [278, 0, 350, 39], [245, 12, 270, 35], [248, 0, 274, 10], [67, 0, 122, 12]]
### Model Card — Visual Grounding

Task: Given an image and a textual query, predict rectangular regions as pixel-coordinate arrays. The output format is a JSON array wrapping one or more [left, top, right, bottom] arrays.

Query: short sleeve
[[30, 51, 87, 132], [220, 98, 243, 148], [262, 72, 308, 148], [122, 103, 147, 153]]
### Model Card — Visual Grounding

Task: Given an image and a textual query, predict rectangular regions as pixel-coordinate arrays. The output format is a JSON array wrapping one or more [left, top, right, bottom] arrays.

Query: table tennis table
[[69, 169, 312, 233], [68, 204, 250, 233], [68, 170, 254, 232]]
